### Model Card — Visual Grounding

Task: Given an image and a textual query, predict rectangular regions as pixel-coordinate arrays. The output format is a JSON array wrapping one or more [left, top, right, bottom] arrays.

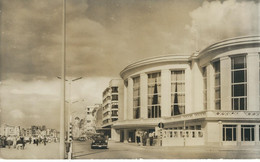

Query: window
[[231, 56, 247, 110], [111, 110, 118, 116], [112, 104, 118, 109], [203, 67, 207, 110], [133, 76, 140, 119], [112, 118, 118, 122], [223, 125, 237, 141], [112, 95, 118, 101], [214, 61, 221, 110], [171, 70, 185, 116], [148, 72, 161, 118], [241, 125, 255, 141], [259, 54, 260, 107], [111, 87, 118, 93]]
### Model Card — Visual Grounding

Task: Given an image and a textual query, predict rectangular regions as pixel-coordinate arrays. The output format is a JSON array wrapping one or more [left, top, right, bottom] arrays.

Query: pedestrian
[[142, 132, 147, 146], [29, 137, 32, 144], [20, 136, 25, 149], [6, 136, 12, 149], [149, 133, 153, 146], [35, 138, 38, 146], [43, 136, 47, 146], [13, 136, 17, 149]]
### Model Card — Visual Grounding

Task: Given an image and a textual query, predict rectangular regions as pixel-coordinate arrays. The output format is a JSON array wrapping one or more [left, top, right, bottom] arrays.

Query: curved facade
[[113, 36, 260, 146]]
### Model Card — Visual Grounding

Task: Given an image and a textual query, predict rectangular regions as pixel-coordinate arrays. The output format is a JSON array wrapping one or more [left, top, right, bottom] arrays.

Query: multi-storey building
[[102, 79, 124, 139], [112, 36, 260, 146], [84, 104, 101, 134]]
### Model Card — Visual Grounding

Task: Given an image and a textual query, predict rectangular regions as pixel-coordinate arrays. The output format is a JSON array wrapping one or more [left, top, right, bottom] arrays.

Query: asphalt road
[[72, 140, 260, 159]]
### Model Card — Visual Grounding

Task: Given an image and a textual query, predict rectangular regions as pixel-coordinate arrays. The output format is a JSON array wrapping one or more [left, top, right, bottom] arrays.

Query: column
[[218, 121, 223, 146], [161, 69, 171, 117], [140, 73, 148, 119], [237, 124, 241, 146], [208, 64, 215, 110], [220, 56, 231, 111], [185, 67, 192, 114], [247, 52, 259, 111], [123, 129, 129, 143], [255, 124, 259, 144], [191, 60, 203, 112], [123, 81, 128, 120], [127, 78, 133, 120]]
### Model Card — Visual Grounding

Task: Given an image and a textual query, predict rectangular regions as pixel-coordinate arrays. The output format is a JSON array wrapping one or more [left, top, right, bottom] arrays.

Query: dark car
[[91, 135, 108, 149]]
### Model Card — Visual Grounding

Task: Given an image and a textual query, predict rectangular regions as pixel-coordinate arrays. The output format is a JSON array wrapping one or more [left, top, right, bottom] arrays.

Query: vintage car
[[91, 135, 108, 149]]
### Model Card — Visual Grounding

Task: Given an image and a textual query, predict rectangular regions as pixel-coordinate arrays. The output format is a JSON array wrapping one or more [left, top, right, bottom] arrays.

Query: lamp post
[[60, 0, 66, 159], [57, 76, 82, 159]]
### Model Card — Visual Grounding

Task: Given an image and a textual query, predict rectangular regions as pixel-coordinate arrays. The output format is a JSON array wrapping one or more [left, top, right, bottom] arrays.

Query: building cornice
[[120, 54, 190, 79], [198, 35, 260, 58]]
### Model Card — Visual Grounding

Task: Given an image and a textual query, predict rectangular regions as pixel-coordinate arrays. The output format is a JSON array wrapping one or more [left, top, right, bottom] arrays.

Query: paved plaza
[[1, 140, 260, 159], [0, 142, 60, 159]]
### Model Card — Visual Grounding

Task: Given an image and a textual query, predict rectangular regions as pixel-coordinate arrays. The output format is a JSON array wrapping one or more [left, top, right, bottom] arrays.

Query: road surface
[[72, 140, 260, 159]]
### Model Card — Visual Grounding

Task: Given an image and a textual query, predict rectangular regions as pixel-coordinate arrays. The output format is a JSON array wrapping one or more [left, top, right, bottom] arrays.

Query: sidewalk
[[111, 140, 260, 151], [0, 142, 60, 159]]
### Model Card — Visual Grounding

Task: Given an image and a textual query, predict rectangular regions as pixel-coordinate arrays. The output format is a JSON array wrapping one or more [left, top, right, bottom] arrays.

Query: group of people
[[0, 135, 26, 149], [0, 135, 50, 149], [135, 131, 155, 146]]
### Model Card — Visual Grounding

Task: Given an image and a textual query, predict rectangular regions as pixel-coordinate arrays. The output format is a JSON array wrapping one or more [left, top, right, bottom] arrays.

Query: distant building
[[3, 124, 20, 137], [102, 79, 124, 139], [84, 104, 101, 135]]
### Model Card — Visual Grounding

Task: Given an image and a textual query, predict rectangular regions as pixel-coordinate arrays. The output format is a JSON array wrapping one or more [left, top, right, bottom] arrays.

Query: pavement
[[72, 140, 260, 159], [0, 142, 60, 159]]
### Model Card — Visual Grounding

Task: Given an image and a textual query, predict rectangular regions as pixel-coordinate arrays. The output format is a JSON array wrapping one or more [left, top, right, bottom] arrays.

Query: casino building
[[112, 36, 260, 146]]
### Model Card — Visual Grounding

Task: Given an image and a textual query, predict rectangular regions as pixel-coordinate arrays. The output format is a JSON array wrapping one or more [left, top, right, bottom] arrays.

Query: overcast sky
[[0, 0, 259, 130]]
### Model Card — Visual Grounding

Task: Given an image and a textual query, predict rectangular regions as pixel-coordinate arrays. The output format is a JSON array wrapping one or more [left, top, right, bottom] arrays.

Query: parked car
[[91, 135, 108, 149], [78, 137, 86, 141]]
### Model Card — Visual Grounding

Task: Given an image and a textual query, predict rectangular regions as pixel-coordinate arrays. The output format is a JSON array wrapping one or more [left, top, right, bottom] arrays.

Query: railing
[[163, 130, 204, 139]]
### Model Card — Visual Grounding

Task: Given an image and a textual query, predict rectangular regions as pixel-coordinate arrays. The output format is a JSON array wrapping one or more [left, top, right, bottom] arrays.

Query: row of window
[[131, 54, 260, 119], [133, 70, 186, 119], [223, 125, 259, 141]]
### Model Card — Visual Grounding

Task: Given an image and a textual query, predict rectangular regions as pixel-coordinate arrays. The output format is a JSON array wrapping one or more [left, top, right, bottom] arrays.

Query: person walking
[[20, 136, 25, 149], [35, 138, 39, 146], [43, 136, 47, 146], [6, 136, 12, 149], [149, 133, 154, 146]]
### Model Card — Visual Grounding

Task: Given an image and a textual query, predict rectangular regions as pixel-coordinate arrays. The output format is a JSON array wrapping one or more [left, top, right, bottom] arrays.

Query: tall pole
[[60, 0, 66, 159]]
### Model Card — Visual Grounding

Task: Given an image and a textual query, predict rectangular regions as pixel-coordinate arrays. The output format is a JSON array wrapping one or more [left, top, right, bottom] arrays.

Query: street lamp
[[57, 76, 82, 159]]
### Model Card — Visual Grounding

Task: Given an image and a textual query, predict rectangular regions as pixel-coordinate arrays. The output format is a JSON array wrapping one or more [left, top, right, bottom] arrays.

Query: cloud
[[185, 0, 260, 50], [9, 109, 25, 119]]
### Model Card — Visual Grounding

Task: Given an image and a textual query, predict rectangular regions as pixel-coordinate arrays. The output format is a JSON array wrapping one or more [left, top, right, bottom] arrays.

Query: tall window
[[133, 76, 140, 119], [241, 125, 255, 141], [148, 72, 161, 118], [203, 67, 207, 110], [171, 70, 185, 116], [259, 54, 260, 107], [214, 61, 221, 110], [223, 125, 237, 141], [231, 56, 247, 110]]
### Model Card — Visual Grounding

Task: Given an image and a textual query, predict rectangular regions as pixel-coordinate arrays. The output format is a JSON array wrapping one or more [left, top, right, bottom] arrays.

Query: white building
[[112, 36, 260, 146], [84, 104, 101, 134], [101, 79, 124, 139]]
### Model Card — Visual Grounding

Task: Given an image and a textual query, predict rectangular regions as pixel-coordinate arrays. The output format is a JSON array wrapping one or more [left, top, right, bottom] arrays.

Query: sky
[[0, 0, 259, 130]]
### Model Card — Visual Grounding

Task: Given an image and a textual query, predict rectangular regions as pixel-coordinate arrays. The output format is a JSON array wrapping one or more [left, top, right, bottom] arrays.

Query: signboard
[[158, 122, 164, 128]]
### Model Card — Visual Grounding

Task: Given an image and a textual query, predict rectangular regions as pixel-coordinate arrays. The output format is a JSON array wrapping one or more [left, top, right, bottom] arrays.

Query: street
[[72, 140, 260, 159]]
